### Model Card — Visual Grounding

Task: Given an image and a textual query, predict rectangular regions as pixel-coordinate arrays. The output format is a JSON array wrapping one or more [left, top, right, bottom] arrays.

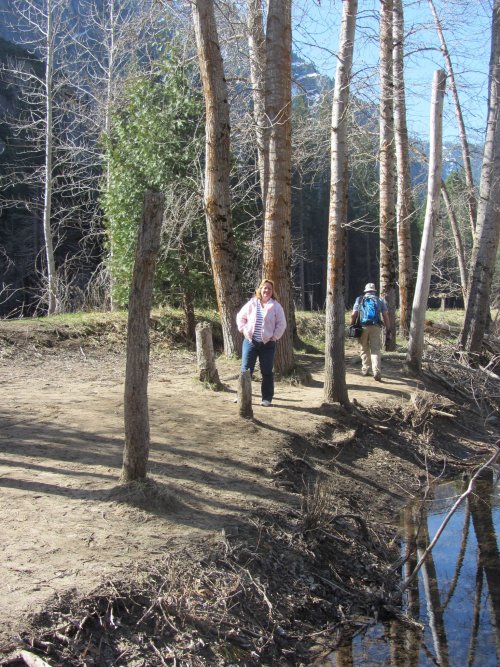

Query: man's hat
[[364, 283, 377, 293]]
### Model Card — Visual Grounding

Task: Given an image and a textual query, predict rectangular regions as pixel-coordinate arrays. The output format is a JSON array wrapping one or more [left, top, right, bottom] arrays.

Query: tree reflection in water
[[325, 472, 499, 666]]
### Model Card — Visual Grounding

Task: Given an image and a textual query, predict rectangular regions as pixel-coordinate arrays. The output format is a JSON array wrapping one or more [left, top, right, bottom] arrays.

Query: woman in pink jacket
[[236, 279, 287, 407]]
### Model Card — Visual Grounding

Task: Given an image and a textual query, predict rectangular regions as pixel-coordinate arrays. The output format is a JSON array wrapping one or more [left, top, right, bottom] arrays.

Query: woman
[[236, 279, 287, 407]]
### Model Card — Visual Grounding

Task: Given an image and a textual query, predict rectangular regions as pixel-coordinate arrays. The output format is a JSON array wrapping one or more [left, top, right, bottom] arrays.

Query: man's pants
[[359, 325, 381, 375]]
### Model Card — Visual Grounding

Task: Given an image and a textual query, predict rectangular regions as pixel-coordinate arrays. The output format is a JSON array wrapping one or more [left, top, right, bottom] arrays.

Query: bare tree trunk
[[246, 0, 268, 219], [440, 180, 468, 297], [43, 0, 57, 315], [121, 192, 164, 483], [460, 0, 500, 360], [428, 0, 477, 234], [393, 0, 414, 338], [262, 0, 294, 374], [196, 321, 221, 387], [324, 0, 357, 406], [379, 0, 397, 350], [192, 0, 242, 357], [407, 70, 446, 373], [238, 369, 253, 419], [417, 524, 451, 667]]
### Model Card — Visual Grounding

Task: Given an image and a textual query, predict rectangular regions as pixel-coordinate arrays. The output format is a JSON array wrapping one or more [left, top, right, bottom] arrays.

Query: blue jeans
[[241, 338, 276, 402]]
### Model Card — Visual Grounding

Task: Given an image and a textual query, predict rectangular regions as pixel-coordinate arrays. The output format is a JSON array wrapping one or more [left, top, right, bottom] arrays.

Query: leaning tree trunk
[[407, 71, 446, 373], [121, 192, 165, 483], [192, 0, 242, 357], [246, 0, 269, 219], [324, 0, 357, 407], [262, 0, 294, 374], [393, 0, 415, 338], [459, 0, 500, 360], [428, 0, 477, 234], [379, 0, 397, 350]]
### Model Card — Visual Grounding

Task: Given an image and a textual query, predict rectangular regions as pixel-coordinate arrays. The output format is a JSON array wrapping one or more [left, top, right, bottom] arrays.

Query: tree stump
[[196, 321, 221, 388], [238, 369, 253, 419]]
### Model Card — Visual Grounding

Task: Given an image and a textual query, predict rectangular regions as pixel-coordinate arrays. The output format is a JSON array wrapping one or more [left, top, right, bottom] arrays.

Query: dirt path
[[0, 340, 424, 644]]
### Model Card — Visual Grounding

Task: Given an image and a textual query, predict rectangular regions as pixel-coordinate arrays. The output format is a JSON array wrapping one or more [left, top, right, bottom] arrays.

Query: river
[[326, 469, 500, 666]]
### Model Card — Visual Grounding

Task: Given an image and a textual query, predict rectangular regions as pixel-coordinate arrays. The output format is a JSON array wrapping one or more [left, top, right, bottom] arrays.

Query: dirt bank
[[0, 321, 495, 665]]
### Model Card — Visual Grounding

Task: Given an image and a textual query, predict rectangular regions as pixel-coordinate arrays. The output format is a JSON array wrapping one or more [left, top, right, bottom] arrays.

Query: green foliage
[[102, 44, 207, 307]]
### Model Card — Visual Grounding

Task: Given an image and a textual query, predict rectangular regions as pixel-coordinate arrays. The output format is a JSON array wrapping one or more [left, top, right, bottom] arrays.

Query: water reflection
[[325, 471, 499, 666]]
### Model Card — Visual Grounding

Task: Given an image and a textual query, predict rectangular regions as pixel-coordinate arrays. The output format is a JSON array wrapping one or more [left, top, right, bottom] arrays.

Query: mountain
[[292, 54, 332, 104]]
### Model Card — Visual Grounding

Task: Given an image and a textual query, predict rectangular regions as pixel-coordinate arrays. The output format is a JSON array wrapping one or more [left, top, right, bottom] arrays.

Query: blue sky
[[292, 0, 492, 144]]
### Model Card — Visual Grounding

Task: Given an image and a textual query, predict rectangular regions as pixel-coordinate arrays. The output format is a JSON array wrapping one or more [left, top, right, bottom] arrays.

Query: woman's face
[[261, 282, 273, 303]]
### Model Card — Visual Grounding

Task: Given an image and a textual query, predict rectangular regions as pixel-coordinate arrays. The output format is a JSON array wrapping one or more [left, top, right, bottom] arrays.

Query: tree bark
[[262, 0, 294, 375], [407, 71, 446, 372], [238, 369, 253, 419], [246, 0, 269, 220], [121, 191, 164, 483], [459, 0, 500, 360], [379, 0, 397, 350], [192, 0, 242, 357], [393, 0, 415, 338], [196, 321, 221, 387], [324, 0, 357, 406]]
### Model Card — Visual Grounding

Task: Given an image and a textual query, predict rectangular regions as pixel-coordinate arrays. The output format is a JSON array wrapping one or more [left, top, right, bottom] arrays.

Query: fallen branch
[[400, 447, 499, 594]]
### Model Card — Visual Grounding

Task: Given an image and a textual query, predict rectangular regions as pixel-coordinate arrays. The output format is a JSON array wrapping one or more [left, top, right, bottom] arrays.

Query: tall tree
[[5, 0, 66, 315], [428, 0, 477, 235], [379, 0, 397, 350], [262, 0, 294, 374], [324, 0, 357, 406], [246, 0, 268, 219], [393, 0, 414, 338], [407, 70, 446, 373], [192, 0, 242, 356], [459, 0, 500, 360]]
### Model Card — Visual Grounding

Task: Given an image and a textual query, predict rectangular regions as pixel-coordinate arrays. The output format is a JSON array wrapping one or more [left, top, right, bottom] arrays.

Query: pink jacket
[[236, 297, 287, 344]]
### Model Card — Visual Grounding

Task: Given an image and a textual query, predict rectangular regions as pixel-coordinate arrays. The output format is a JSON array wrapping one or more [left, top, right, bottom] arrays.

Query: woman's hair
[[255, 278, 278, 301]]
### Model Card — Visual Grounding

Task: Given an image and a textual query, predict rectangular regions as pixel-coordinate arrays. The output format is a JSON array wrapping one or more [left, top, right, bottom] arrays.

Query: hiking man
[[351, 283, 391, 381]]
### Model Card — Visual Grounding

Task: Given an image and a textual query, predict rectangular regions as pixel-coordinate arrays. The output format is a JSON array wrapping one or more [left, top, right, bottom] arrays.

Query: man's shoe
[[361, 368, 370, 377], [374, 371, 381, 381], [261, 400, 272, 407]]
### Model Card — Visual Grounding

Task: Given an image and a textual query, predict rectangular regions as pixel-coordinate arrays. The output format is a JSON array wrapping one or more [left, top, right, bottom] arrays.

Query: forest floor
[[0, 316, 497, 666]]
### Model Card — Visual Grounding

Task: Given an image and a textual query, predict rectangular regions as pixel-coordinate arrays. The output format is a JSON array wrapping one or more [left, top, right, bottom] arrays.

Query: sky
[[291, 0, 493, 144]]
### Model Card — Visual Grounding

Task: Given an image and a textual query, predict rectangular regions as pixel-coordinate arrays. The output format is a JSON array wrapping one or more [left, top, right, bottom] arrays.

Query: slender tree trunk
[[459, 0, 500, 360], [393, 0, 414, 338], [440, 180, 468, 297], [407, 71, 446, 372], [192, 0, 242, 357], [417, 523, 451, 667], [428, 0, 477, 234], [324, 0, 357, 406], [246, 0, 268, 219], [262, 0, 294, 374], [105, 0, 116, 311], [379, 0, 397, 350], [121, 192, 164, 482], [43, 0, 57, 315]]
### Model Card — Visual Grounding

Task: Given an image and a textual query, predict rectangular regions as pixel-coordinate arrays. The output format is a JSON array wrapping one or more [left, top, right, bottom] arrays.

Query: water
[[326, 471, 500, 666]]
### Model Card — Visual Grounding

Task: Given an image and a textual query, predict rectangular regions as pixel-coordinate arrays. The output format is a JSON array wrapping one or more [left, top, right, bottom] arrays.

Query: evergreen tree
[[102, 46, 207, 316]]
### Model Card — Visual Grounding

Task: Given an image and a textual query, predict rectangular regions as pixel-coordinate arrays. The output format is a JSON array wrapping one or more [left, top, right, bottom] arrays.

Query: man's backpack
[[359, 296, 380, 326]]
